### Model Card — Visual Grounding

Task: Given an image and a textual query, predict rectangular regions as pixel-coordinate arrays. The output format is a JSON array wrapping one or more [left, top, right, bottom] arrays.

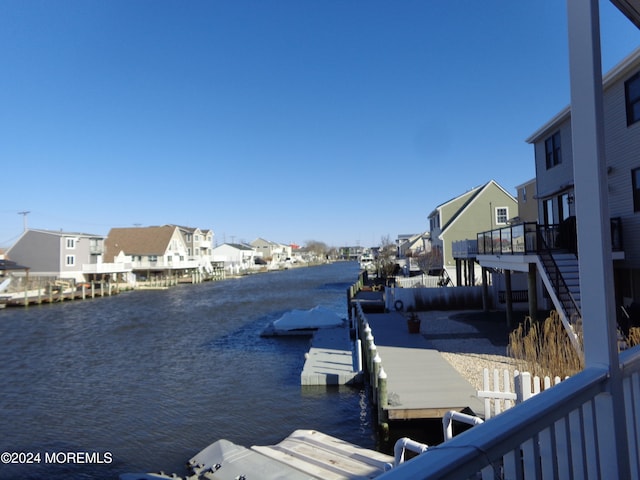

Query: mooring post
[[373, 353, 381, 393], [378, 367, 389, 437], [364, 328, 373, 374]]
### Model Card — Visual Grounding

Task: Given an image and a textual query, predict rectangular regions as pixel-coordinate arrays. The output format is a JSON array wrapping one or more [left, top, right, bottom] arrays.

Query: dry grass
[[628, 327, 640, 348], [508, 310, 583, 379]]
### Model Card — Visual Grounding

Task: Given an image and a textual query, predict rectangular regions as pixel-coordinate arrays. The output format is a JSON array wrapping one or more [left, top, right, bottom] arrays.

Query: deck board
[[366, 312, 483, 419]]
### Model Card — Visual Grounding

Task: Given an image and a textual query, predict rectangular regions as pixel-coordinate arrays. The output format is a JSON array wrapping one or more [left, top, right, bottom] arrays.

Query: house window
[[559, 193, 571, 221], [520, 188, 527, 203], [66, 255, 75, 266], [495, 207, 508, 225], [544, 198, 555, 225], [66, 238, 76, 249], [545, 131, 562, 169], [632, 168, 640, 212], [625, 71, 640, 126]]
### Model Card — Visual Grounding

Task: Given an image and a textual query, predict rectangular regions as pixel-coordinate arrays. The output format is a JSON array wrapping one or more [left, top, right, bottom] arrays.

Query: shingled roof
[[104, 226, 177, 262]]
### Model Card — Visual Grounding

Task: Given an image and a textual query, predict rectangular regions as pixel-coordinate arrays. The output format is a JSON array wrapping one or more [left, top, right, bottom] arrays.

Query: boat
[[260, 306, 346, 336], [359, 252, 376, 273]]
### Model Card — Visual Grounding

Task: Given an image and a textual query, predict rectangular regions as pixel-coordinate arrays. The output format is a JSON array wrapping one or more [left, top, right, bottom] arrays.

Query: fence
[[478, 368, 565, 419], [394, 274, 442, 289], [386, 285, 483, 312]]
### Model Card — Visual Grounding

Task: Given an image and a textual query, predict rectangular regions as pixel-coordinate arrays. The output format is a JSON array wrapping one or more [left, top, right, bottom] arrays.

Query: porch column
[[527, 263, 538, 321], [455, 259, 462, 287], [481, 267, 490, 312], [567, 0, 628, 477], [468, 260, 475, 286], [505, 269, 513, 328]]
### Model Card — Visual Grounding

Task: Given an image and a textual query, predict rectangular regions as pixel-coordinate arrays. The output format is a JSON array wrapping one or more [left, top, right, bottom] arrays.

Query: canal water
[[0, 262, 376, 479]]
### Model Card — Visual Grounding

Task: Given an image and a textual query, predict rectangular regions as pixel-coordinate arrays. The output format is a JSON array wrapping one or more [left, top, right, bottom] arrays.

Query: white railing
[[395, 274, 442, 288], [131, 259, 200, 270], [376, 345, 640, 479], [82, 262, 132, 274]]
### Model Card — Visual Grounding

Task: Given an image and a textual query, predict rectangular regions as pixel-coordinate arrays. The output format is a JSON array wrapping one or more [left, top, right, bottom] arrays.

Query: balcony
[[82, 262, 132, 274], [131, 259, 200, 270], [476, 218, 623, 255]]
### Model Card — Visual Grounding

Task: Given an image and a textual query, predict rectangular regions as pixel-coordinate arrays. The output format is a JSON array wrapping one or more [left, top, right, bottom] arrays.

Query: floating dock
[[300, 325, 361, 386], [121, 430, 395, 480]]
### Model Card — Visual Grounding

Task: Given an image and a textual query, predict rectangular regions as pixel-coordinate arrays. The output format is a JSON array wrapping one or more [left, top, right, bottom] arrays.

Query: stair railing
[[536, 226, 582, 325]]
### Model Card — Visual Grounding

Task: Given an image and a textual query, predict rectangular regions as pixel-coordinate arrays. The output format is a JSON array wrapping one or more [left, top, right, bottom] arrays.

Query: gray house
[[6, 228, 130, 283], [475, 47, 640, 345]]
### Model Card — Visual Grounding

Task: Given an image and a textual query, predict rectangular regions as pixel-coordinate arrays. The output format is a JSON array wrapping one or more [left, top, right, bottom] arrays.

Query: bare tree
[[376, 235, 397, 282], [304, 240, 328, 259], [416, 247, 443, 276]]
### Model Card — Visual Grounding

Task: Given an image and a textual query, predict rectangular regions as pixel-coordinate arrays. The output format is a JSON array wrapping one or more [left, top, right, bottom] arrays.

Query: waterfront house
[[472, 47, 640, 340], [251, 237, 292, 264], [212, 243, 262, 275], [172, 225, 214, 259], [6, 228, 132, 284], [104, 225, 209, 281], [427, 179, 517, 286], [396, 232, 430, 276]]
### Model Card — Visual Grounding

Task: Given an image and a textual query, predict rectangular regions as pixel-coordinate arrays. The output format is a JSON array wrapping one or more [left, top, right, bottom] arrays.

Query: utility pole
[[17, 211, 30, 231]]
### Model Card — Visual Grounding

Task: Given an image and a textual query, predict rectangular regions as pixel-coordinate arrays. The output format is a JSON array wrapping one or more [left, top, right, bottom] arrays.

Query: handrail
[[477, 218, 623, 255], [376, 366, 610, 479], [536, 229, 582, 322]]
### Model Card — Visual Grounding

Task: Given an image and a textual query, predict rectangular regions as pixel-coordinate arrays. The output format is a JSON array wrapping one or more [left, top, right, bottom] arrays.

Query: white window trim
[[65, 255, 75, 266], [495, 207, 509, 225]]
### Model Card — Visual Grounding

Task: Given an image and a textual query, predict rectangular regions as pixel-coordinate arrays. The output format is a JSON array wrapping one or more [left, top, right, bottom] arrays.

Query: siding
[[604, 66, 640, 268], [9, 230, 60, 272]]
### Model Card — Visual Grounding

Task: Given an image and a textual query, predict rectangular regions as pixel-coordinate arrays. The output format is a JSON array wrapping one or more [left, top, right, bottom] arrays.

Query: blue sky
[[1, 1, 639, 249]]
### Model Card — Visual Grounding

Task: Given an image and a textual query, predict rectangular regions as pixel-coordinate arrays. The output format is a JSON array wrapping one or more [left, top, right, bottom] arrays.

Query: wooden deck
[[366, 312, 483, 420]]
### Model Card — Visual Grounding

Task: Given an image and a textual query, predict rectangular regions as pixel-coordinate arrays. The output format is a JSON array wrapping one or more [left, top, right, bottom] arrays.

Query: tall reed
[[508, 310, 583, 379]]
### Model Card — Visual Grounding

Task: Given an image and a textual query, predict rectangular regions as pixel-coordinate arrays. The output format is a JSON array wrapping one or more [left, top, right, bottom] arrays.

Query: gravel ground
[[414, 310, 519, 392]]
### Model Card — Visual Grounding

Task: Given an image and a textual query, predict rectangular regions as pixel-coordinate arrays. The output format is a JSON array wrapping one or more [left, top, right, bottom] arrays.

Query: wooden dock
[[3, 283, 126, 307], [360, 311, 483, 423]]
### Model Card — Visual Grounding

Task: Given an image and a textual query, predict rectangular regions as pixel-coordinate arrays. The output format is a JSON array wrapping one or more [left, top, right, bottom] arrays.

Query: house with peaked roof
[[212, 243, 262, 275], [6, 228, 132, 283], [251, 237, 292, 264], [170, 225, 214, 259], [470, 47, 640, 347], [428, 180, 517, 285], [104, 225, 206, 280]]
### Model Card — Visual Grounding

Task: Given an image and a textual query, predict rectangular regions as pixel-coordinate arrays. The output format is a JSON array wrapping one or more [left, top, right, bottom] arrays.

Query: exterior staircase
[[536, 250, 583, 355]]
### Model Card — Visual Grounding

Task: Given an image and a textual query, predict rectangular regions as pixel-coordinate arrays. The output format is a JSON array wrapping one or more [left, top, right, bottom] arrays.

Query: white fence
[[395, 274, 442, 289], [477, 368, 564, 419]]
